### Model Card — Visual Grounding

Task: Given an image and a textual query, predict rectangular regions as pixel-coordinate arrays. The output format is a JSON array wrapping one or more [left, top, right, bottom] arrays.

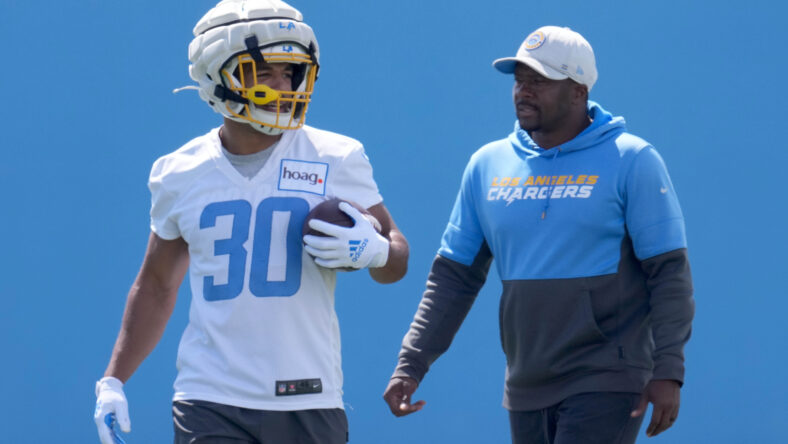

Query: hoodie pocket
[[500, 283, 619, 388]]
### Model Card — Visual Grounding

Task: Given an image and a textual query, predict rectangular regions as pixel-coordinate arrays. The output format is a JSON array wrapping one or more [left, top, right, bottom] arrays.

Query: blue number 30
[[199, 197, 309, 301]]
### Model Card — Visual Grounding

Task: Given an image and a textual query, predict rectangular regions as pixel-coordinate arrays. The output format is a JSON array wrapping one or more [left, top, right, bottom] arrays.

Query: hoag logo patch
[[278, 159, 328, 195]]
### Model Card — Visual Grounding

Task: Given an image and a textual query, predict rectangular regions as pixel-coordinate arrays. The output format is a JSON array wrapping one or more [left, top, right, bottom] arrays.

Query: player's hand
[[383, 376, 426, 417], [630, 379, 680, 437], [94, 376, 131, 444], [303, 202, 389, 269]]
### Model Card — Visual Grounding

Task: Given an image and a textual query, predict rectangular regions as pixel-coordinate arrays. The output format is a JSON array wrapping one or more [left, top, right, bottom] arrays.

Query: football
[[302, 198, 381, 272], [301, 198, 377, 238]]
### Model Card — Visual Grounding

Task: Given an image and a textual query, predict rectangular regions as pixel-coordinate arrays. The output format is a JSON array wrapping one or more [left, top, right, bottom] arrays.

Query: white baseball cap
[[493, 26, 598, 91]]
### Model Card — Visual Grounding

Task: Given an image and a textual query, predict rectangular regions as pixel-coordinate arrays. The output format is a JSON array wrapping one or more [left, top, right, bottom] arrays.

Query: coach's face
[[513, 63, 578, 134]]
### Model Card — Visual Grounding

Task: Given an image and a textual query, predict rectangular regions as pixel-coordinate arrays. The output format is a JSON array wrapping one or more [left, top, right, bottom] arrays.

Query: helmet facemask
[[219, 43, 317, 135]]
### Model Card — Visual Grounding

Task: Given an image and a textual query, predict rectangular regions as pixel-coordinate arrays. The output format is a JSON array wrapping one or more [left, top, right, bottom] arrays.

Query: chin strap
[[213, 84, 249, 105]]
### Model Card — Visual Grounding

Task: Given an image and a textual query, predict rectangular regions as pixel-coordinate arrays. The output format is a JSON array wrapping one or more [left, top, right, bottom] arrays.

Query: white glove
[[303, 202, 389, 269], [94, 376, 130, 444]]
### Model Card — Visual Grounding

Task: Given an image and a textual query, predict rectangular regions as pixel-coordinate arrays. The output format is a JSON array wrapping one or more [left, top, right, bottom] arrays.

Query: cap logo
[[524, 31, 545, 50]]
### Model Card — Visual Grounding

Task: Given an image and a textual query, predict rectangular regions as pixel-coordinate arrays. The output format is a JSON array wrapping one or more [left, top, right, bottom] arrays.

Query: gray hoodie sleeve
[[392, 244, 493, 382], [641, 247, 695, 384]]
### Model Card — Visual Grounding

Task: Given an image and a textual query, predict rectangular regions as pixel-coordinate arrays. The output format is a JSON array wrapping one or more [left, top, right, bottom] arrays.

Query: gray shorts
[[173, 400, 348, 444]]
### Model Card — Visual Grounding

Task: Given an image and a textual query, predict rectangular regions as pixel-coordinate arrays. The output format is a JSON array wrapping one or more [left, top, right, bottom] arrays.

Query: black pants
[[173, 400, 348, 444], [509, 392, 644, 444]]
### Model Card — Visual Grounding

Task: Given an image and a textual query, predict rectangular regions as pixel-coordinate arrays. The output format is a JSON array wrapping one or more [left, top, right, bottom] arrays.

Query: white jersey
[[148, 125, 382, 410]]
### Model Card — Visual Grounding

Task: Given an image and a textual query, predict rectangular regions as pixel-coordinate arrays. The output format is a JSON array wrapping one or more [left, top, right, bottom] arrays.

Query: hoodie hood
[[509, 101, 626, 156]]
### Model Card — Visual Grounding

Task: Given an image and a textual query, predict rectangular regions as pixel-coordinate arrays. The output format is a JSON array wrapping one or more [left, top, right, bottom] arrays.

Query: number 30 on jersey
[[199, 197, 309, 301]]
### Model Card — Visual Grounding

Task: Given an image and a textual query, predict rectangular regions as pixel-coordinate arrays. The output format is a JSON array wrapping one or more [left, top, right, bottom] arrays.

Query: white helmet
[[188, 0, 320, 135]]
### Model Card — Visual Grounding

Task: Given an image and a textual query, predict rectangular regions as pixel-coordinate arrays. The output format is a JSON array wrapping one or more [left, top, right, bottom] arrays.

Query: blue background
[[1, 1, 786, 442]]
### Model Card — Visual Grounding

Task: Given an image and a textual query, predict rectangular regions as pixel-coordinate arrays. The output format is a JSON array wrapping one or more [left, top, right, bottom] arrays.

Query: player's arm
[[95, 232, 188, 443], [384, 244, 492, 416], [366, 202, 408, 284], [104, 232, 189, 381]]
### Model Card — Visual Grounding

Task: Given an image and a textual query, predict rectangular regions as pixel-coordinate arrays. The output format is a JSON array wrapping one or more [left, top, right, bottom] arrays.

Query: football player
[[94, 1, 408, 443]]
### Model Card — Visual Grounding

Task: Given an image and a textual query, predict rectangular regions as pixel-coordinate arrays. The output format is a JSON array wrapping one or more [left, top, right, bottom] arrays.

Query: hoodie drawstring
[[541, 148, 561, 220]]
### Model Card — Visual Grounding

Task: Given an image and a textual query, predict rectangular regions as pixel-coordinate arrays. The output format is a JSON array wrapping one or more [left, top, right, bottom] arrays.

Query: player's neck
[[220, 118, 282, 155]]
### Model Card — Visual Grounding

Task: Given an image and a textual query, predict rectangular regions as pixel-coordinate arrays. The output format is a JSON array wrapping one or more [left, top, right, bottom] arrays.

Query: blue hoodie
[[394, 101, 694, 411]]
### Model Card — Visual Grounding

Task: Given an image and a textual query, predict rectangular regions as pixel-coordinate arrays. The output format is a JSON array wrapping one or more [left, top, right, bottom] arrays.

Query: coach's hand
[[630, 379, 680, 437], [95, 376, 131, 444], [304, 202, 389, 269], [383, 376, 426, 417]]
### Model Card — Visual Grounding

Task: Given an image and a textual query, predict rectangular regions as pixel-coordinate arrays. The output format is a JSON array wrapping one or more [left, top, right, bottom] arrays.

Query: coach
[[383, 25, 694, 443]]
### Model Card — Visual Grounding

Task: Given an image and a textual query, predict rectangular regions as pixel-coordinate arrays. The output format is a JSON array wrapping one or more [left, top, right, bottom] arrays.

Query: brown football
[[302, 198, 380, 272], [302, 198, 373, 238]]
